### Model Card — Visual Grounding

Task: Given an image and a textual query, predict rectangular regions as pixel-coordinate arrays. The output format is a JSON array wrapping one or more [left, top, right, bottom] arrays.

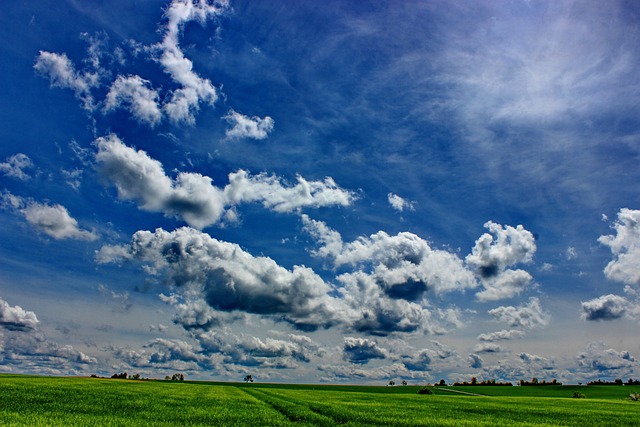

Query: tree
[[244, 375, 254, 383], [438, 379, 446, 386], [388, 380, 395, 386], [471, 377, 477, 386], [402, 380, 407, 386], [171, 373, 185, 381]]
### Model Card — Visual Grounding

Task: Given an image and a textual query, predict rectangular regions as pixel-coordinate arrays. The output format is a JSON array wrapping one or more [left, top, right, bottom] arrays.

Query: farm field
[[1, 375, 640, 426]]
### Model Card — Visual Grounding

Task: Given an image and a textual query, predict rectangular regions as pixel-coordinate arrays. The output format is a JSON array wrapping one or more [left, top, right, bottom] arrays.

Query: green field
[[1, 375, 640, 426]]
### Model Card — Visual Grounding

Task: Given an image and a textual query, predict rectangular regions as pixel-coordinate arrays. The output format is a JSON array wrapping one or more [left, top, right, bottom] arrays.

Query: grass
[[1, 375, 640, 426]]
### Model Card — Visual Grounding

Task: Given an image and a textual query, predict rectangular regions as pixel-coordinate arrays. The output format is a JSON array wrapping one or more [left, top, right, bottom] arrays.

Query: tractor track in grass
[[238, 387, 346, 426], [433, 387, 486, 397]]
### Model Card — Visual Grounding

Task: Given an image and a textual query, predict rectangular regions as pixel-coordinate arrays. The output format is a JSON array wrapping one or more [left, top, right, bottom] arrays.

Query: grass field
[[1, 375, 640, 426]]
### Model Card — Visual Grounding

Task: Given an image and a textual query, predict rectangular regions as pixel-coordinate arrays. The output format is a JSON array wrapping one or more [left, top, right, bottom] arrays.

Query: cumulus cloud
[[468, 353, 483, 369], [302, 215, 478, 334], [387, 193, 415, 212], [477, 329, 525, 342], [576, 342, 638, 378], [158, 0, 228, 124], [104, 75, 162, 126], [342, 337, 387, 364], [97, 227, 353, 331], [581, 294, 628, 321], [95, 135, 355, 229], [599, 208, 640, 286], [34, 51, 98, 110], [0, 297, 96, 374], [0, 153, 34, 180], [488, 297, 550, 330], [0, 297, 39, 331], [473, 343, 503, 354], [466, 221, 536, 301], [401, 349, 432, 372], [224, 110, 274, 140], [2, 192, 98, 241], [302, 215, 477, 295]]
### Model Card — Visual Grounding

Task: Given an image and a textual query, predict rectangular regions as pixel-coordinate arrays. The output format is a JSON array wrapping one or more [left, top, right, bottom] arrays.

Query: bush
[[418, 387, 433, 395], [572, 392, 586, 399], [629, 392, 640, 401]]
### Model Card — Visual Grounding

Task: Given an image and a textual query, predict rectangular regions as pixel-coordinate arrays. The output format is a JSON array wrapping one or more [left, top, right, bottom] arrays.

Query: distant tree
[[572, 391, 586, 399], [171, 373, 185, 381], [165, 376, 171, 381], [471, 377, 477, 386], [244, 375, 254, 383], [402, 380, 407, 386], [615, 378, 623, 385], [388, 380, 395, 386], [438, 379, 446, 386]]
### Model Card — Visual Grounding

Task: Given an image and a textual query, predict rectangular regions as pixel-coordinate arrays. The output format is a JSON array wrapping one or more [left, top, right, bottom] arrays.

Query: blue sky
[[1, 0, 640, 383]]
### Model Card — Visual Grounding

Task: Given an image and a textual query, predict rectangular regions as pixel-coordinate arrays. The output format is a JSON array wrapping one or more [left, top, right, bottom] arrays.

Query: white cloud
[[2, 192, 97, 241], [158, 0, 228, 124], [0, 154, 34, 180], [224, 170, 356, 213], [581, 294, 628, 321], [488, 297, 550, 330], [477, 329, 525, 342], [387, 193, 415, 212], [566, 247, 578, 260], [302, 216, 477, 295], [466, 221, 536, 301], [599, 208, 640, 286], [0, 297, 39, 331], [34, 51, 98, 110], [224, 110, 274, 140], [97, 227, 353, 331], [104, 75, 162, 127], [576, 342, 638, 378], [95, 135, 356, 229]]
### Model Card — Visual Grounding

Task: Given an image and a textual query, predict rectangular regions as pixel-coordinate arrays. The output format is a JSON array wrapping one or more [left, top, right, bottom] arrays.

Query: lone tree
[[244, 375, 254, 383]]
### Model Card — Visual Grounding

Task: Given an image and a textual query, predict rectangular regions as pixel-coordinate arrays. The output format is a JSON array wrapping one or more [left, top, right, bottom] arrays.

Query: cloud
[[342, 337, 387, 364], [468, 353, 483, 369], [401, 349, 432, 371], [224, 110, 274, 140], [224, 170, 356, 213], [97, 227, 352, 331], [98, 284, 133, 313], [158, 0, 228, 124], [0, 154, 34, 180], [581, 294, 628, 321], [477, 329, 525, 342], [104, 75, 162, 126], [302, 215, 477, 295], [576, 342, 638, 378], [473, 343, 503, 354], [488, 297, 550, 330], [387, 193, 415, 212], [466, 221, 536, 301], [0, 297, 96, 374], [95, 135, 355, 229], [34, 51, 98, 110], [302, 215, 478, 335], [566, 247, 578, 260], [599, 208, 640, 286], [2, 192, 98, 241], [0, 297, 39, 331]]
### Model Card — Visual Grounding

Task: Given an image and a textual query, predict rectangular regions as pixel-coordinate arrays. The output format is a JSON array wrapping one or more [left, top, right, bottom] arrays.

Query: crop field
[[1, 375, 640, 426]]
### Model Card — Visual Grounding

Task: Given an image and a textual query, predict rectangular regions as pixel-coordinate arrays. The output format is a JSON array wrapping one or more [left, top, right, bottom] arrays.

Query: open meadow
[[1, 375, 640, 426]]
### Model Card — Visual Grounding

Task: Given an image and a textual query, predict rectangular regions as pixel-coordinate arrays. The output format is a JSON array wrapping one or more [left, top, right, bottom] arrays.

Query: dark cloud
[[468, 353, 483, 369], [581, 294, 628, 321], [343, 337, 387, 364]]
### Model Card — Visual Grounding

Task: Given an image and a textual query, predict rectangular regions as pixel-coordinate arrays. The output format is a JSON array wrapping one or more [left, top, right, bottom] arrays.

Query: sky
[[1, 0, 640, 384]]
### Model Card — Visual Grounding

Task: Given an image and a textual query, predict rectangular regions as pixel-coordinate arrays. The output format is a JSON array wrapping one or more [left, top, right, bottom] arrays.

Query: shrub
[[418, 387, 433, 395], [572, 392, 586, 399]]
